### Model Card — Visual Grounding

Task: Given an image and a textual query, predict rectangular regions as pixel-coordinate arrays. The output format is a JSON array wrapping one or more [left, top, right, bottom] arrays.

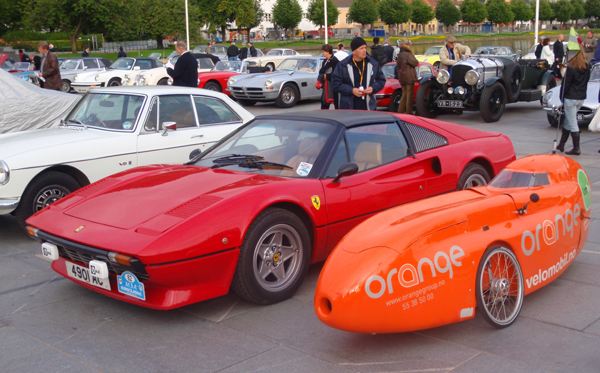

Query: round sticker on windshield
[[296, 162, 313, 177], [122, 121, 133, 130]]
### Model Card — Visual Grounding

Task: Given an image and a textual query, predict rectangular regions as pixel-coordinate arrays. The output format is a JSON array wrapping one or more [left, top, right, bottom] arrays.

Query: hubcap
[[34, 186, 70, 213], [281, 87, 295, 104], [253, 224, 302, 291]]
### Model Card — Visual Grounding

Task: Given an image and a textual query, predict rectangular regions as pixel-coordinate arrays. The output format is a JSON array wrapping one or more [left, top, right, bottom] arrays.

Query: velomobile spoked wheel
[[232, 208, 311, 304], [476, 246, 524, 328]]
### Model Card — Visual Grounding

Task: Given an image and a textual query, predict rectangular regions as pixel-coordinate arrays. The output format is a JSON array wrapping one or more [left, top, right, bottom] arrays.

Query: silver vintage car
[[227, 56, 323, 108], [542, 62, 600, 127]]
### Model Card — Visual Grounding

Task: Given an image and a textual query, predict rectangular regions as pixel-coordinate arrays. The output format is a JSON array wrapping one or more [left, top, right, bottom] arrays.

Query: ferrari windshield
[[277, 58, 318, 72], [212, 61, 244, 72], [194, 119, 335, 177], [109, 58, 135, 70], [424, 46, 442, 55], [489, 170, 550, 188], [65, 93, 145, 131]]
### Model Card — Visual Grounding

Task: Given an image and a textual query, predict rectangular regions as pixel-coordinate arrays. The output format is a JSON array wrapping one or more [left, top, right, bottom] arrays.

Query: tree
[[348, 0, 378, 35], [486, 0, 514, 31], [0, 0, 26, 36], [197, 0, 238, 41], [307, 0, 340, 31], [272, 0, 302, 37], [570, 0, 585, 24], [585, 0, 600, 19], [378, 0, 411, 35], [235, 0, 256, 41], [536, 0, 554, 22], [551, 0, 572, 27], [435, 0, 461, 34], [247, 0, 266, 38], [410, 0, 434, 34], [511, 0, 533, 32], [134, 0, 200, 48], [461, 0, 487, 33]]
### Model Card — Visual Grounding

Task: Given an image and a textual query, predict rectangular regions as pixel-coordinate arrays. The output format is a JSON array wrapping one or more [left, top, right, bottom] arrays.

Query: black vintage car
[[415, 51, 557, 122]]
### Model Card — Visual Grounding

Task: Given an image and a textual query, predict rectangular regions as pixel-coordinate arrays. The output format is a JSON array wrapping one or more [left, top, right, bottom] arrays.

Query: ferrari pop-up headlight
[[437, 69, 450, 84]]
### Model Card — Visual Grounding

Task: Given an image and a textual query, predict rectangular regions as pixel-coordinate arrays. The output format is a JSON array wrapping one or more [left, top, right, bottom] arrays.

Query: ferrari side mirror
[[332, 163, 358, 184]]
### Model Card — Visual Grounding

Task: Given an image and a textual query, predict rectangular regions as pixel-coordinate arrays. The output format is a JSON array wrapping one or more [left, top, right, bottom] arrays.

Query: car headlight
[[74, 74, 79, 82], [436, 69, 450, 84], [455, 86, 466, 95], [265, 78, 273, 87], [0, 160, 9, 185], [94, 74, 100, 81], [447, 87, 453, 94], [465, 70, 480, 86], [228, 77, 236, 86], [542, 90, 553, 104], [424, 58, 429, 63]]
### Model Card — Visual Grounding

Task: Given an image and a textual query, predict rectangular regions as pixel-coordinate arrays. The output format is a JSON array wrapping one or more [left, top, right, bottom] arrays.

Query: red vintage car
[[376, 62, 436, 112], [27, 111, 516, 310], [198, 60, 269, 96]]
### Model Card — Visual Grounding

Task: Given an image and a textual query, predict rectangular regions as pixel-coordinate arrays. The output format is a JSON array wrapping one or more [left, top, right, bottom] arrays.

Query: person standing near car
[[332, 37, 386, 111], [396, 39, 418, 115], [166, 41, 198, 88], [439, 35, 471, 73], [37, 41, 61, 90], [117, 46, 127, 58], [238, 42, 249, 60], [227, 41, 239, 61], [382, 37, 394, 63], [318, 44, 339, 110], [370, 37, 388, 66], [82, 46, 90, 57], [205, 42, 212, 55], [556, 49, 590, 155], [334, 43, 349, 61], [249, 42, 258, 57], [584, 30, 597, 61], [553, 35, 565, 78], [541, 38, 554, 66]]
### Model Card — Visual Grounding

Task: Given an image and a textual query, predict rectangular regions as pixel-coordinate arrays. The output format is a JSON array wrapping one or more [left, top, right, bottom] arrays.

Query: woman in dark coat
[[318, 44, 339, 109]]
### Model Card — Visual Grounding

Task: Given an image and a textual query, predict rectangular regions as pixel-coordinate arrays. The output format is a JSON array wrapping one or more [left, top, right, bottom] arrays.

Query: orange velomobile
[[314, 155, 591, 333]]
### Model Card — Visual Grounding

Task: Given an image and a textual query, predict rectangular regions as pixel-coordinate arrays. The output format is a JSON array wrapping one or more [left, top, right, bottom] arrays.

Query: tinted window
[[193, 96, 241, 124], [158, 95, 197, 129], [134, 60, 153, 70], [83, 59, 98, 69], [197, 58, 214, 70], [342, 123, 409, 172]]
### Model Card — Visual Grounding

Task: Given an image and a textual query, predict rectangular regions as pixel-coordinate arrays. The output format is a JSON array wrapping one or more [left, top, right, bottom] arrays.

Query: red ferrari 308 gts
[[198, 60, 269, 96], [27, 111, 516, 309], [376, 62, 436, 112]]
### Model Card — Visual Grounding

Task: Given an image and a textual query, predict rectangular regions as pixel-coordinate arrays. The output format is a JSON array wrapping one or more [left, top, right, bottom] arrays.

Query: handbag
[[324, 78, 334, 104], [589, 108, 600, 132]]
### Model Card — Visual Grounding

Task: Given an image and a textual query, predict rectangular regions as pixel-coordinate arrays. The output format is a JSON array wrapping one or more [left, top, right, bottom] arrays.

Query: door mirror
[[518, 193, 540, 215], [189, 148, 201, 160], [162, 122, 176, 136], [332, 162, 358, 184]]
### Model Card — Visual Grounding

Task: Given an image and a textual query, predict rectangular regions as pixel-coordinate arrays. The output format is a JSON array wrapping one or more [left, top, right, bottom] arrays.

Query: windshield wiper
[[211, 154, 264, 168], [237, 161, 293, 170]]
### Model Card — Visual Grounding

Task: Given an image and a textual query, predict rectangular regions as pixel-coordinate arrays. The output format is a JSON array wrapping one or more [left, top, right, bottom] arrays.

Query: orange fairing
[[314, 155, 591, 333]]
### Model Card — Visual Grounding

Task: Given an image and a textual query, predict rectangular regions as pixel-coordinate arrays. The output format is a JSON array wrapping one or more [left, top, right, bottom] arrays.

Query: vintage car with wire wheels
[[71, 58, 162, 93], [197, 60, 270, 96], [314, 154, 590, 333], [123, 54, 215, 86], [25, 110, 516, 309], [415, 46, 443, 72], [59, 57, 113, 92], [0, 86, 254, 229], [415, 57, 557, 122], [228, 56, 323, 108], [542, 62, 600, 127], [376, 62, 436, 111], [243, 48, 309, 72]]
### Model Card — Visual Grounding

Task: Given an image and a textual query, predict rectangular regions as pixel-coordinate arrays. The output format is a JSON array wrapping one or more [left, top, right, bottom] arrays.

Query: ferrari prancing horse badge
[[311, 195, 321, 210]]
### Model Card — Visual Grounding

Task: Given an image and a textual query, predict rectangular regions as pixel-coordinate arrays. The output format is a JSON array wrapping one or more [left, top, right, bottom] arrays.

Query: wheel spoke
[[280, 245, 295, 261], [271, 263, 287, 282], [258, 261, 271, 280]]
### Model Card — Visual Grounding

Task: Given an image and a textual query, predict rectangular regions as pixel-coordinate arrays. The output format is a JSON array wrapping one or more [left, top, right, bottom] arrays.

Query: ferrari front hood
[[62, 165, 282, 229]]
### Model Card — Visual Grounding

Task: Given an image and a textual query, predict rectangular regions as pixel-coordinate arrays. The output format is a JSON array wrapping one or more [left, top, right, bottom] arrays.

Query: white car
[[0, 86, 254, 228], [71, 58, 162, 93], [124, 54, 216, 86], [244, 48, 309, 71]]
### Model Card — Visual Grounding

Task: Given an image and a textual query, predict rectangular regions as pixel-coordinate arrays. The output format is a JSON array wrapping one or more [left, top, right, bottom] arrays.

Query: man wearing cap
[[396, 39, 418, 114], [439, 35, 471, 73], [332, 37, 386, 111]]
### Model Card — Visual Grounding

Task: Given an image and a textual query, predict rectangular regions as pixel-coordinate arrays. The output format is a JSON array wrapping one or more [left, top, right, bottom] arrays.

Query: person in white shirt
[[541, 37, 554, 66], [334, 43, 350, 61]]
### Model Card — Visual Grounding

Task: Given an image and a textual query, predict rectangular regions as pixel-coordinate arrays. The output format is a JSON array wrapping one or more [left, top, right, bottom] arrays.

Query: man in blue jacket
[[166, 41, 198, 87], [332, 37, 386, 110]]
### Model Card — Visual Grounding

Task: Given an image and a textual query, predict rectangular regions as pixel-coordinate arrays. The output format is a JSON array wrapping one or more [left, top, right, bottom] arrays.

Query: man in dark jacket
[[332, 37, 386, 111], [166, 41, 199, 87], [249, 42, 258, 57], [37, 41, 61, 90], [370, 37, 388, 66], [82, 46, 90, 57], [553, 35, 565, 78], [382, 38, 394, 63], [238, 42, 249, 60], [117, 47, 127, 58], [396, 38, 418, 114], [227, 41, 239, 61]]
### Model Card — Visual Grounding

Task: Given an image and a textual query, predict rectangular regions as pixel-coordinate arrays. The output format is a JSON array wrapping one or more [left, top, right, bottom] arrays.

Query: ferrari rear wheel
[[232, 208, 311, 304], [476, 246, 524, 328], [457, 163, 490, 190]]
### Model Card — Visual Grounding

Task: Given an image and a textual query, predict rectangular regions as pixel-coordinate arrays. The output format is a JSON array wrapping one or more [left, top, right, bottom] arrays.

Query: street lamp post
[[534, 0, 540, 44], [324, 0, 328, 44], [185, 0, 190, 49]]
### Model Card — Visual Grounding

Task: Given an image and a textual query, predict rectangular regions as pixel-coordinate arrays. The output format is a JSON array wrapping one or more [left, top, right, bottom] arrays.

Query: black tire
[[203, 81, 222, 92], [266, 63, 275, 72], [388, 90, 402, 112], [547, 113, 559, 128], [275, 84, 299, 108], [232, 208, 311, 304], [476, 246, 524, 328], [480, 82, 506, 123], [433, 61, 440, 72], [15, 172, 81, 229], [502, 63, 522, 103], [237, 99, 257, 106], [415, 80, 441, 118], [457, 163, 490, 190], [108, 78, 121, 87], [157, 78, 169, 85], [60, 80, 71, 92]]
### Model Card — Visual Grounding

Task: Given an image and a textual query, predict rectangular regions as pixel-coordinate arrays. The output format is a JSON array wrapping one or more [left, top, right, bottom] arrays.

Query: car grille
[[450, 65, 472, 87], [37, 231, 149, 281], [230, 87, 266, 99]]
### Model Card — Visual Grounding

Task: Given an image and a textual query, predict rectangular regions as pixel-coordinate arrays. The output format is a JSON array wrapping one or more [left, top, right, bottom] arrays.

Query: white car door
[[191, 95, 245, 152]]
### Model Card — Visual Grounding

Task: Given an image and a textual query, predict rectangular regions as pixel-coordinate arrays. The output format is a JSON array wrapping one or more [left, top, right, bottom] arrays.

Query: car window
[[98, 59, 106, 68], [193, 96, 242, 125], [67, 93, 144, 131], [144, 98, 158, 131], [134, 60, 153, 70], [419, 65, 432, 79], [327, 123, 409, 174], [197, 58, 214, 70], [284, 50, 294, 55], [83, 59, 98, 69], [489, 171, 550, 188], [158, 95, 197, 129]]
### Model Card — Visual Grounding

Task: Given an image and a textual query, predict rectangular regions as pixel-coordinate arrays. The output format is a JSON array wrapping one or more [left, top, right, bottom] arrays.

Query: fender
[[279, 80, 302, 100], [420, 76, 443, 88], [484, 76, 502, 87], [539, 71, 554, 93]]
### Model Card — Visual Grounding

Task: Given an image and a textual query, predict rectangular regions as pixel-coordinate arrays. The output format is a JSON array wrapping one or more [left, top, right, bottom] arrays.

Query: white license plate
[[577, 114, 584, 121], [66, 261, 111, 290], [438, 100, 464, 108]]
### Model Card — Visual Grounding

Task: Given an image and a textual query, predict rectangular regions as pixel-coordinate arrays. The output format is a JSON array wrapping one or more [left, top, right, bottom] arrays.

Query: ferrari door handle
[[191, 134, 204, 138]]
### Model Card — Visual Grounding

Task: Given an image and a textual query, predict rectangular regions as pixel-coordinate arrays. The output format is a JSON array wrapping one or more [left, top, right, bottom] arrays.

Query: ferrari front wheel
[[476, 246, 524, 328], [232, 208, 311, 304]]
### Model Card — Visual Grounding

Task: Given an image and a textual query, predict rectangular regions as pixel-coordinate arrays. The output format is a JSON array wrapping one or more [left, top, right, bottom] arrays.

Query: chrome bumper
[[0, 198, 20, 214]]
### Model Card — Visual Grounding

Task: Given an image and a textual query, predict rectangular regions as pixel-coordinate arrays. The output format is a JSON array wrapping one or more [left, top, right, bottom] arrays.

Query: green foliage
[[0, 0, 26, 36], [250, 0, 266, 30], [511, 0, 533, 22], [486, 0, 514, 26], [571, 0, 585, 21], [435, 0, 461, 27], [236, 0, 257, 31], [1, 31, 71, 42], [378, 0, 411, 27], [348, 0, 379, 27], [307, 0, 340, 28], [272, 0, 303, 32], [197, 0, 237, 36], [585, 0, 600, 18], [410, 0, 434, 26], [535, 0, 554, 21], [461, 0, 487, 24], [551, 0, 572, 23]]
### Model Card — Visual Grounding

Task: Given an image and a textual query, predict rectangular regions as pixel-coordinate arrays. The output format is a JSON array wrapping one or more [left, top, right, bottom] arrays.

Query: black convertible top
[[256, 110, 399, 128]]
